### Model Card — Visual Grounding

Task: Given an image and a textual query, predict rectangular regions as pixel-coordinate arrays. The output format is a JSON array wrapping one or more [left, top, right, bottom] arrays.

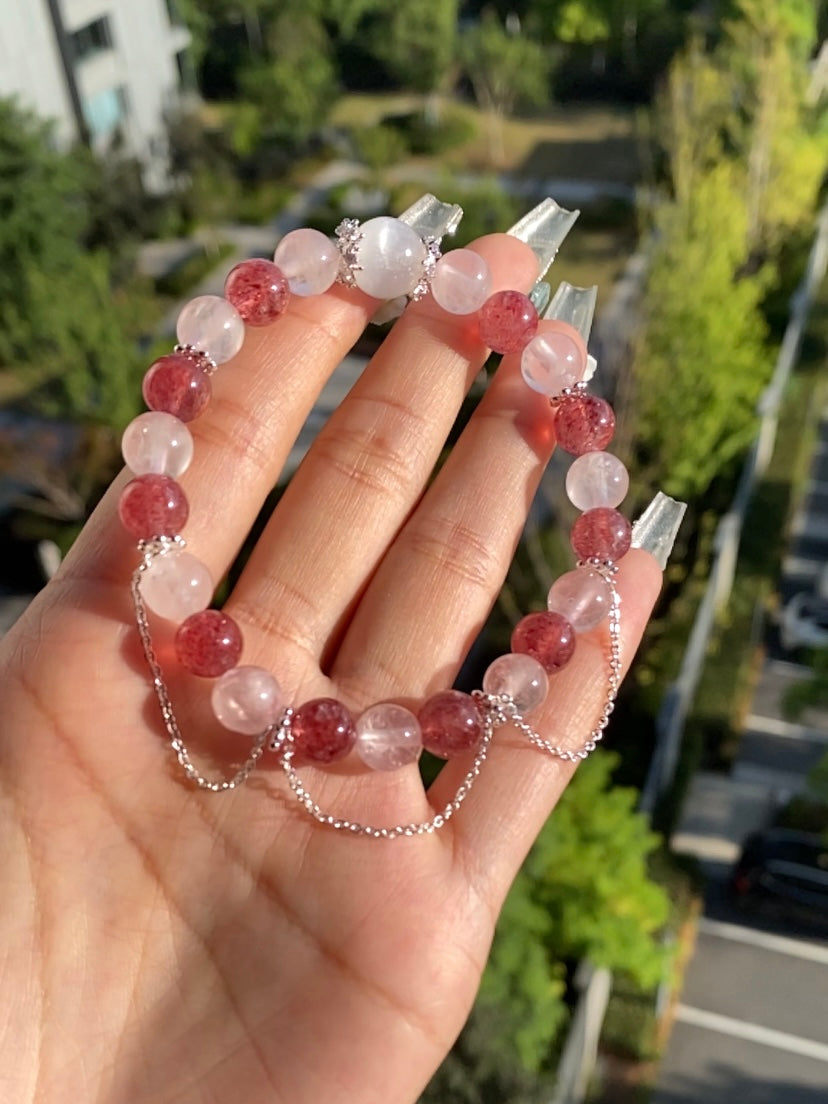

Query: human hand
[[0, 209, 668, 1104]]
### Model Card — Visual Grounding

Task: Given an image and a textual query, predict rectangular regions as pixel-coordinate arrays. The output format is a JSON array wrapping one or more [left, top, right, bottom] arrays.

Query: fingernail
[[543, 281, 598, 343], [398, 193, 463, 242], [507, 198, 579, 281], [631, 492, 687, 570]]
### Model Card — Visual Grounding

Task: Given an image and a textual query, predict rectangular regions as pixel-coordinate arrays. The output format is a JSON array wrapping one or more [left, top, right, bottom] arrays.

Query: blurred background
[[1, 1, 828, 1101]]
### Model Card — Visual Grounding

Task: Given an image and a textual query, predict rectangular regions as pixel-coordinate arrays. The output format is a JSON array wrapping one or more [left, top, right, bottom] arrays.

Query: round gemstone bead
[[521, 323, 588, 396], [478, 290, 538, 354], [211, 665, 284, 735], [554, 394, 616, 455], [273, 228, 339, 297], [224, 259, 289, 327], [511, 611, 576, 674], [118, 474, 189, 540], [418, 690, 483, 759], [570, 507, 632, 562], [482, 653, 548, 715], [142, 352, 211, 422], [175, 609, 243, 678], [431, 249, 492, 314], [139, 549, 213, 621], [354, 216, 427, 299], [291, 698, 356, 764], [176, 294, 245, 365], [565, 451, 629, 511], [121, 411, 194, 478], [547, 567, 613, 632], [355, 702, 422, 771]]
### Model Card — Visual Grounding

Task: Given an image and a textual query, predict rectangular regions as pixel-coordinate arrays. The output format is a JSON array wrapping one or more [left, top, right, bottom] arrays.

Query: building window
[[83, 85, 128, 140], [70, 16, 113, 63]]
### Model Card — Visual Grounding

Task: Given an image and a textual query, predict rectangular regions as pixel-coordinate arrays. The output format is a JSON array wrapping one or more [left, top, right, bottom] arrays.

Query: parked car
[[730, 829, 828, 920], [780, 591, 828, 651]]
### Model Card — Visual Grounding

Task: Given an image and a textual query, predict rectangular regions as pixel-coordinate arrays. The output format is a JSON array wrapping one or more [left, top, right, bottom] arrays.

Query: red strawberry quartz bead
[[118, 474, 189, 540], [175, 610, 243, 678], [511, 611, 576, 673], [478, 290, 539, 354], [224, 258, 290, 327], [570, 508, 632, 562], [291, 698, 356, 764], [554, 393, 615, 455], [419, 690, 483, 758], [142, 351, 212, 422]]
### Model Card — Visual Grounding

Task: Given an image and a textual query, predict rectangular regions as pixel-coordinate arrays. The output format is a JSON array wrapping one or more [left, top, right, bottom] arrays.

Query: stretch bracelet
[[121, 195, 631, 835]]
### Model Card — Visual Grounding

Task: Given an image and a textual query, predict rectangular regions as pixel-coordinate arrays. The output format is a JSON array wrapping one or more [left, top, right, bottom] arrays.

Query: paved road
[[657, 403, 828, 1102]]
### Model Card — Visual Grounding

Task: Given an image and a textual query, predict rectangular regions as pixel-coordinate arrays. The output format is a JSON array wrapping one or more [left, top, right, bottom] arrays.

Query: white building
[[0, 0, 192, 189]]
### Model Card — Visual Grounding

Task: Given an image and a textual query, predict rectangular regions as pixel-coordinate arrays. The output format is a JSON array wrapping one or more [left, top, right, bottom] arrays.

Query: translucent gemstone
[[142, 352, 211, 422], [274, 228, 339, 296], [211, 665, 284, 735], [554, 394, 616, 455], [431, 249, 492, 314], [478, 290, 538, 354], [521, 323, 588, 396], [175, 609, 243, 678], [565, 451, 629, 511], [118, 474, 189, 540], [354, 216, 427, 299], [224, 259, 289, 327], [482, 653, 548, 715], [355, 702, 422, 771], [511, 611, 576, 674], [570, 508, 632, 562], [176, 295, 245, 364], [291, 698, 356, 764], [418, 690, 483, 759], [547, 567, 612, 632], [121, 411, 194, 478], [139, 549, 213, 621]]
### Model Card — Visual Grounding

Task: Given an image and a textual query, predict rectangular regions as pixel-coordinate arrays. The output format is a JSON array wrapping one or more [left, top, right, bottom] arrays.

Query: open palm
[[0, 232, 661, 1103]]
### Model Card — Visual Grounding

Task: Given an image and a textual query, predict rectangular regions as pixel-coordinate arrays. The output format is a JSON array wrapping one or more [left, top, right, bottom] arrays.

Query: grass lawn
[[330, 93, 640, 182]]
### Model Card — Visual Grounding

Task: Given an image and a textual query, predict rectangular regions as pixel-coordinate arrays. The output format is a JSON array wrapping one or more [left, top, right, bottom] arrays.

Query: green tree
[[0, 99, 144, 429], [458, 10, 550, 164], [633, 164, 770, 500], [240, 10, 338, 146], [422, 752, 669, 1099], [373, 0, 459, 96]]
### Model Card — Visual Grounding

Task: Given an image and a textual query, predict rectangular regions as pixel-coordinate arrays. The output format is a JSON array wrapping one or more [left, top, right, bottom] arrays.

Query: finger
[[58, 282, 377, 593], [331, 340, 557, 704], [225, 235, 538, 681], [433, 548, 663, 905]]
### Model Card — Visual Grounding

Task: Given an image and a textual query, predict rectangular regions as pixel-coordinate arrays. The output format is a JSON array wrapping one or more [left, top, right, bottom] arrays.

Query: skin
[[0, 233, 662, 1104]]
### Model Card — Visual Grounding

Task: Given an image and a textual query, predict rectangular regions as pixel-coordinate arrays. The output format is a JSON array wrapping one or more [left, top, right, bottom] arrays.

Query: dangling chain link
[[131, 543, 622, 831]]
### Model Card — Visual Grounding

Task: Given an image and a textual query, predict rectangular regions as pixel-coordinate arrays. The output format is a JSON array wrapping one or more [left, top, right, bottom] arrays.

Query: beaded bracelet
[[121, 195, 632, 836]]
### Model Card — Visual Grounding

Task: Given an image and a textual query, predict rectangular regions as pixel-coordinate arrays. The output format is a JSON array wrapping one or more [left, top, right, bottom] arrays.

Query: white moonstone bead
[[483, 653, 548, 715], [431, 248, 492, 314], [176, 295, 245, 364], [355, 702, 422, 771], [121, 411, 194, 477], [274, 228, 339, 296], [211, 665, 285, 735], [139, 550, 213, 621], [521, 329, 587, 395], [547, 567, 612, 632], [565, 451, 630, 511], [354, 216, 427, 299]]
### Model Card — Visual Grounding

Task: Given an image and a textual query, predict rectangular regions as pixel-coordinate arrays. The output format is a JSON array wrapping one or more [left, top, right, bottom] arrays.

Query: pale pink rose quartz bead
[[482, 653, 548, 714], [211, 666, 285, 735], [521, 322, 588, 396], [176, 295, 245, 364], [431, 248, 492, 314], [546, 567, 613, 633], [355, 702, 423, 771], [139, 549, 213, 621], [274, 228, 340, 297], [565, 451, 629, 511], [122, 411, 194, 478]]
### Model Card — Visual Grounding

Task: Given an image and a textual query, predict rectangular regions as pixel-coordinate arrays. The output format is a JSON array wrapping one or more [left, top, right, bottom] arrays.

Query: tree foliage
[[422, 753, 669, 1098], [0, 98, 145, 428]]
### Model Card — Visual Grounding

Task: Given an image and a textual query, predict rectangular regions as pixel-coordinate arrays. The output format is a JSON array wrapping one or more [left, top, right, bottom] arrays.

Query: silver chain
[[132, 540, 267, 792], [132, 543, 622, 828]]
